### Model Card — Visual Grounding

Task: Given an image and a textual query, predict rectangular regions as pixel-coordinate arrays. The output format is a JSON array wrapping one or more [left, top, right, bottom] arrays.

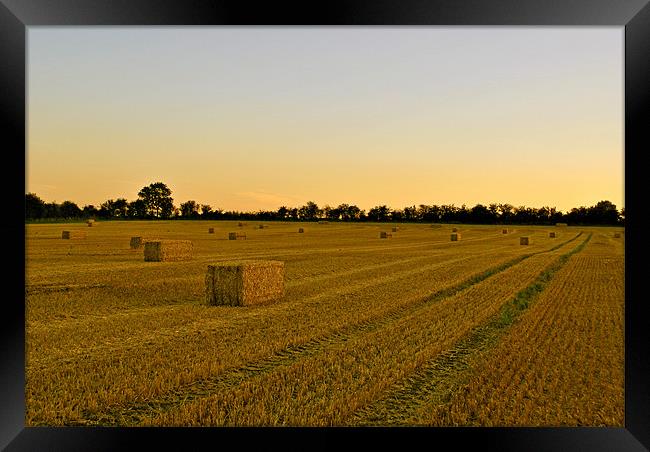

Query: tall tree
[[138, 182, 174, 219], [180, 200, 200, 218], [60, 200, 82, 218], [25, 193, 46, 219]]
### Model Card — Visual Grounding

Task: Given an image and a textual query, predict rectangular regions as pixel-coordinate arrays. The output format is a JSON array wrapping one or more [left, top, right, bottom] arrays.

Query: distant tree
[[60, 200, 82, 218], [138, 182, 174, 219], [26, 193, 46, 219], [113, 198, 128, 218], [127, 199, 147, 218], [82, 204, 98, 218], [298, 201, 320, 221], [277, 206, 289, 220], [43, 202, 61, 218], [588, 200, 619, 225], [619, 207, 625, 225], [180, 200, 200, 218], [498, 203, 515, 224], [200, 204, 213, 218], [469, 204, 493, 224], [367, 205, 391, 222], [403, 205, 418, 221]]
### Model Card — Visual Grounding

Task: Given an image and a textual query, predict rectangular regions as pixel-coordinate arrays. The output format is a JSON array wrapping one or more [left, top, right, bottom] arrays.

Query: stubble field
[[25, 221, 624, 426]]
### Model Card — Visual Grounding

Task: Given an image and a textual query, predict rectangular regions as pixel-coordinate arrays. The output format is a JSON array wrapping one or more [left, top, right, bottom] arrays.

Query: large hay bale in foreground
[[62, 230, 86, 239], [502, 229, 508, 234], [144, 240, 193, 262], [520, 237, 530, 245], [206, 260, 285, 306], [298, 228, 304, 233], [208, 227, 215, 234], [549, 232, 556, 238], [451, 233, 460, 241]]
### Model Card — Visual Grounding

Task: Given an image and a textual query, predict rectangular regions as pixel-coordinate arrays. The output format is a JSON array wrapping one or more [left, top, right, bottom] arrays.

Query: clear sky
[[27, 27, 624, 213]]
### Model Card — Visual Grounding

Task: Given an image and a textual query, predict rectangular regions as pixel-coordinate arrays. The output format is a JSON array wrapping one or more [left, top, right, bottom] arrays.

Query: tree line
[[25, 181, 624, 226]]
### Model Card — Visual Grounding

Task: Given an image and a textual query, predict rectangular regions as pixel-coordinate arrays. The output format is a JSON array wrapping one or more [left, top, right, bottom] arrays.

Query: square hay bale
[[392, 227, 399, 232], [238, 222, 244, 227], [451, 233, 460, 241], [549, 232, 556, 238], [229, 232, 246, 240], [206, 260, 285, 306], [520, 237, 530, 245], [208, 227, 215, 234], [86, 219, 95, 227], [452, 227, 458, 232], [298, 228, 304, 233], [258, 224, 265, 229], [62, 230, 86, 239], [130, 236, 143, 249], [614, 232, 621, 238], [379, 231, 392, 239], [144, 240, 193, 262], [502, 229, 508, 234]]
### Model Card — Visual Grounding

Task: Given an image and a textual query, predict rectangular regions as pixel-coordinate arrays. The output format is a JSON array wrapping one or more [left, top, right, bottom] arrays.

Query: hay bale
[[392, 227, 399, 232], [144, 240, 193, 262], [298, 228, 304, 233], [614, 232, 621, 238], [520, 237, 529, 245], [258, 224, 265, 229], [555, 223, 568, 227], [86, 219, 95, 227], [451, 233, 460, 241], [549, 232, 556, 238], [452, 227, 458, 232], [208, 227, 215, 234], [379, 231, 392, 239], [238, 222, 244, 227], [206, 260, 285, 306], [130, 237, 143, 249], [229, 232, 246, 240], [62, 230, 86, 239], [502, 229, 508, 234]]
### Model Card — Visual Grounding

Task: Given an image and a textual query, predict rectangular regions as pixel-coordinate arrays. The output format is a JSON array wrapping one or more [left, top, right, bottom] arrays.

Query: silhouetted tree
[[26, 193, 46, 219], [138, 182, 174, 219], [180, 200, 200, 218], [60, 200, 82, 218]]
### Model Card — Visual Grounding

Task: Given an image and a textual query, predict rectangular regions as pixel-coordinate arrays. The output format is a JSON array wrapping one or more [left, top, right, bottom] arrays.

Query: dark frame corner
[[2, 0, 648, 450]]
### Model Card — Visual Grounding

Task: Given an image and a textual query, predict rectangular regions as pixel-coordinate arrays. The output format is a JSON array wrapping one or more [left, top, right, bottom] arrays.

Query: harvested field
[[24, 221, 623, 427]]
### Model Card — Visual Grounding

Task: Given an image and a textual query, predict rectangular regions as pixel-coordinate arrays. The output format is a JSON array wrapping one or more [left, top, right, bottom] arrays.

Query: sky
[[27, 27, 624, 213]]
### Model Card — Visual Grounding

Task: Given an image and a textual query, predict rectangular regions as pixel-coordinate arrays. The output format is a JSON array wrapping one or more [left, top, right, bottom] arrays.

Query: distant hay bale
[[62, 230, 86, 239], [238, 222, 244, 227], [298, 228, 304, 233], [502, 229, 508, 234], [451, 233, 461, 241], [206, 260, 285, 306], [549, 232, 556, 238], [520, 237, 530, 245], [379, 231, 392, 239], [229, 232, 246, 240], [144, 240, 193, 262], [86, 219, 94, 227], [130, 237, 143, 249], [208, 227, 215, 234], [258, 224, 265, 229], [555, 223, 568, 227], [392, 227, 399, 232], [452, 228, 458, 232], [614, 232, 621, 238]]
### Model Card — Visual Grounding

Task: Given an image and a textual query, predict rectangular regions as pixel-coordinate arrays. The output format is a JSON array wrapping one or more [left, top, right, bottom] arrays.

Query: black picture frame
[[2, 1, 648, 450]]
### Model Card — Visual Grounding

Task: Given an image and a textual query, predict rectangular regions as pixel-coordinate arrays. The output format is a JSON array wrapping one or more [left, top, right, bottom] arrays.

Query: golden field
[[24, 221, 624, 426]]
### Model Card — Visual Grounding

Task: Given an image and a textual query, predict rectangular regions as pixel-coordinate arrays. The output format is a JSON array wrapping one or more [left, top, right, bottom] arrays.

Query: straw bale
[[208, 227, 215, 234], [452, 227, 458, 232], [502, 229, 508, 234], [549, 232, 556, 238], [206, 260, 285, 306], [238, 222, 244, 227], [520, 237, 530, 245], [392, 227, 399, 232], [229, 232, 246, 240], [62, 230, 86, 239], [614, 232, 621, 238], [380, 231, 392, 239], [87, 220, 94, 227], [298, 228, 304, 233], [451, 233, 461, 241], [144, 240, 193, 262]]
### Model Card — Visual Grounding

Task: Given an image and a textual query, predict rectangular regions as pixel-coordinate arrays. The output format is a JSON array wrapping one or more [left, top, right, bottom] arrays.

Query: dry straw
[[452, 227, 458, 232], [614, 232, 621, 238], [238, 222, 244, 227], [318, 220, 329, 224], [205, 260, 285, 306], [392, 227, 399, 232], [208, 227, 215, 234], [451, 233, 461, 241], [229, 232, 246, 240], [502, 229, 508, 234], [549, 232, 556, 238], [144, 240, 193, 262], [62, 230, 86, 239], [379, 231, 392, 239], [555, 223, 568, 227], [520, 237, 530, 245], [86, 219, 94, 227], [298, 228, 304, 233]]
